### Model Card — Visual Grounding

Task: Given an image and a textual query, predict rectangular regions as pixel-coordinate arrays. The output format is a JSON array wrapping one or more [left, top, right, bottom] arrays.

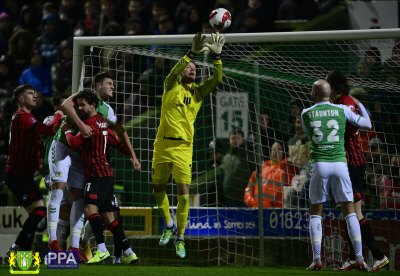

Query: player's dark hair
[[73, 89, 99, 108], [13, 84, 35, 99], [326, 70, 350, 95], [93, 71, 113, 86], [53, 94, 67, 107]]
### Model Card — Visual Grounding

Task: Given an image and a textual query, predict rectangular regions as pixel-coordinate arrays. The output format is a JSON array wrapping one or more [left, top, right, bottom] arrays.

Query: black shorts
[[84, 176, 115, 213], [5, 173, 43, 207], [348, 164, 366, 201]]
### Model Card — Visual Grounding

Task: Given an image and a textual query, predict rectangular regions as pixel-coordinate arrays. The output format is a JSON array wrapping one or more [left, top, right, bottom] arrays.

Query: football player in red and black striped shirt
[[5, 84, 63, 253], [327, 71, 389, 272], [63, 90, 138, 264]]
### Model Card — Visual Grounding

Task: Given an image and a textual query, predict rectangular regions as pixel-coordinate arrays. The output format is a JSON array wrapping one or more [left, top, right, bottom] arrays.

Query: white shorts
[[48, 140, 86, 190], [309, 162, 354, 204]]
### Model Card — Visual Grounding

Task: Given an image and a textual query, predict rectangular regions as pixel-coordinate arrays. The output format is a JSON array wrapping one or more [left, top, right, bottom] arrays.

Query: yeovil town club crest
[[9, 251, 41, 274]]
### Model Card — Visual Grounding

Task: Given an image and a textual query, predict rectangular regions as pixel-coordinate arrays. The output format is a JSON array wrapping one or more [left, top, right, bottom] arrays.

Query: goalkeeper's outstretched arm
[[198, 32, 225, 98]]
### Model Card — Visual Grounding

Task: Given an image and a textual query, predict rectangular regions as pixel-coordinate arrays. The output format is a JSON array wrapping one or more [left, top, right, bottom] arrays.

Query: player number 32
[[310, 119, 339, 143]]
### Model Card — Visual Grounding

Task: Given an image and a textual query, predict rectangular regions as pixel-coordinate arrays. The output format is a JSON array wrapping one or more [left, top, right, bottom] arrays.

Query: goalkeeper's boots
[[175, 239, 186, 259], [122, 252, 138, 265], [87, 250, 110, 264], [369, 256, 389, 272], [79, 239, 93, 261], [159, 225, 176, 246], [306, 261, 322, 271]]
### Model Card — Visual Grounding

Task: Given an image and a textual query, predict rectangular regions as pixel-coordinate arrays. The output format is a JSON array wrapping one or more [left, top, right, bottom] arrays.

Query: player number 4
[[310, 119, 339, 143]]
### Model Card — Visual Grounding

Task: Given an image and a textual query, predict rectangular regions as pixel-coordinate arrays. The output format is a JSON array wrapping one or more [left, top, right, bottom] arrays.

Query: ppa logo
[[45, 251, 79, 269]]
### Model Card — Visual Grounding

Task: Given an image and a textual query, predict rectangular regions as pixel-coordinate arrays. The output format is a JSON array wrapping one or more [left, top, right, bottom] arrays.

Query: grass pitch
[[1, 264, 396, 276]]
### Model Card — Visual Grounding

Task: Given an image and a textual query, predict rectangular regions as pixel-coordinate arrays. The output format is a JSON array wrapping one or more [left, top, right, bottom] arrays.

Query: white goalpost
[[72, 29, 400, 268]]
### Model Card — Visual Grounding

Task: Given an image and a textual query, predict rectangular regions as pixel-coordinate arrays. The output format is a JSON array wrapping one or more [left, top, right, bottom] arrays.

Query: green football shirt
[[301, 102, 363, 163]]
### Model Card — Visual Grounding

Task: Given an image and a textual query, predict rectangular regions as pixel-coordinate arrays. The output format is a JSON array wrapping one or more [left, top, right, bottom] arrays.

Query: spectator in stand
[[14, 4, 40, 35], [137, 56, 172, 108], [42, 2, 58, 17], [81, 0, 100, 36], [126, 0, 149, 33], [92, 0, 121, 36], [7, 28, 35, 77], [0, 12, 12, 56], [233, 0, 276, 33], [244, 141, 290, 208], [19, 51, 52, 97], [35, 12, 63, 65], [364, 47, 383, 81], [287, 114, 310, 171], [218, 128, 256, 207], [51, 38, 73, 97], [369, 94, 398, 154], [177, 5, 202, 34], [355, 59, 371, 80], [189, 138, 227, 207], [148, 1, 168, 35], [154, 14, 176, 35], [125, 16, 145, 35], [378, 155, 400, 209], [248, 112, 283, 161], [103, 21, 123, 36], [278, 0, 320, 21], [383, 42, 400, 75], [365, 137, 391, 208], [0, 54, 18, 97], [280, 98, 304, 145], [58, 0, 84, 36], [234, 8, 265, 33], [382, 66, 399, 84]]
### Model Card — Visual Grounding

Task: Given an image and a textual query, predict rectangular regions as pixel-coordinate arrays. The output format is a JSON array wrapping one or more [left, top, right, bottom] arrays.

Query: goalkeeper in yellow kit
[[152, 32, 224, 258]]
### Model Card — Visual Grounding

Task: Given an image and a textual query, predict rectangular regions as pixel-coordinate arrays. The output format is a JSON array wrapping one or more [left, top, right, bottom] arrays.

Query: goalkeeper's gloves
[[189, 32, 208, 57], [204, 32, 225, 55]]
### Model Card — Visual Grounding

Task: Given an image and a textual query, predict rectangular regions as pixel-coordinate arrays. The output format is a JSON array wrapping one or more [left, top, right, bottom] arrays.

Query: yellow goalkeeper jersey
[[155, 55, 222, 144]]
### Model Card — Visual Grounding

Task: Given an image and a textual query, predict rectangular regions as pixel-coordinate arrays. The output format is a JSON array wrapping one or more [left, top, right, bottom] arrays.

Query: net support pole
[[254, 61, 265, 266], [72, 39, 84, 94]]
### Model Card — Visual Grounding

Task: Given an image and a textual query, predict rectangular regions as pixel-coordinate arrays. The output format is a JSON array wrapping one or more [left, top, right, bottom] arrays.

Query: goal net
[[72, 29, 400, 268]]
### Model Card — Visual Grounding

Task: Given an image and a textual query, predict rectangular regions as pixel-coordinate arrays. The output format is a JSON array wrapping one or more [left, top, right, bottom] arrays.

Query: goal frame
[[71, 28, 400, 267]]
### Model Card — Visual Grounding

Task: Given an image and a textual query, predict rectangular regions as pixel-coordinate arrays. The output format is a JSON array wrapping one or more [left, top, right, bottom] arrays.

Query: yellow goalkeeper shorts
[[152, 139, 193, 184]]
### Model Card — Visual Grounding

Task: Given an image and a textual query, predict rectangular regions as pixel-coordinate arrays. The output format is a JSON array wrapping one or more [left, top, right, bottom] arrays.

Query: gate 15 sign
[[216, 92, 248, 138]]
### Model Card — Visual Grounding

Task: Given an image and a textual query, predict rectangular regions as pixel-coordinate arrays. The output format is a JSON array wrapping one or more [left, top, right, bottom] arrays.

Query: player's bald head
[[311, 79, 331, 101]]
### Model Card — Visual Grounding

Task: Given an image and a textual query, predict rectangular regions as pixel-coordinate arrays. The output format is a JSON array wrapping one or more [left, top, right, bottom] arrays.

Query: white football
[[209, 8, 232, 31]]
